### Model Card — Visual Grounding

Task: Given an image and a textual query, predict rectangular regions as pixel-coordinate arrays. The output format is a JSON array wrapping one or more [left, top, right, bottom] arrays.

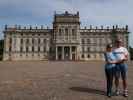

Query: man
[[113, 39, 129, 97]]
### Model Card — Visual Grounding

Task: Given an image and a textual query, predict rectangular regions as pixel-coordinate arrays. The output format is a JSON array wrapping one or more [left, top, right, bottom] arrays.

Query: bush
[[129, 46, 133, 60], [0, 39, 4, 61]]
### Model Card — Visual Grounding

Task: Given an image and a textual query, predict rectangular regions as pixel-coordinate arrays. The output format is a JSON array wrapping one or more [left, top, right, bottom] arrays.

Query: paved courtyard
[[0, 61, 133, 100]]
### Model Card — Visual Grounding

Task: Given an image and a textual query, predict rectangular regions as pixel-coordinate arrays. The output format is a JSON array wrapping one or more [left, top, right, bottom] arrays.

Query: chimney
[[90, 25, 92, 29], [41, 25, 43, 29], [116, 25, 118, 29], [18, 25, 21, 29], [30, 25, 32, 30], [15, 24, 17, 29], [101, 25, 103, 29], [96, 26, 98, 29], [35, 26, 37, 29], [84, 26, 87, 29], [24, 26, 26, 29], [126, 25, 128, 30], [65, 11, 68, 14], [113, 25, 115, 29], [5, 25, 7, 30], [77, 11, 79, 16]]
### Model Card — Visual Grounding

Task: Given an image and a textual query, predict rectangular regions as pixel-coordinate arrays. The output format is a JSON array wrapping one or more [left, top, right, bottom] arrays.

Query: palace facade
[[3, 11, 129, 61]]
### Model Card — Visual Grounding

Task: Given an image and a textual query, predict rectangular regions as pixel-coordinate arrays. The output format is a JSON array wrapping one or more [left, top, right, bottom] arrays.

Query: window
[[87, 54, 90, 58], [32, 38, 34, 44], [43, 39, 46, 44], [43, 46, 46, 52], [65, 28, 68, 36], [38, 38, 40, 44], [32, 46, 34, 52], [72, 46, 76, 52], [9, 38, 12, 44], [87, 39, 90, 44], [26, 47, 28, 52], [87, 47, 90, 52], [82, 46, 85, 52], [82, 54, 84, 58], [26, 38, 29, 44], [38, 46, 40, 52], [72, 29, 75, 36], [20, 38, 23, 44], [99, 38, 102, 44], [9, 46, 11, 52], [20, 46, 23, 52], [82, 39, 85, 44], [59, 29, 62, 36]]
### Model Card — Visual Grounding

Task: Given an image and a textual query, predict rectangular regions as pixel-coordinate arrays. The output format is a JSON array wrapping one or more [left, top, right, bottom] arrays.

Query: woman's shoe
[[107, 93, 112, 97]]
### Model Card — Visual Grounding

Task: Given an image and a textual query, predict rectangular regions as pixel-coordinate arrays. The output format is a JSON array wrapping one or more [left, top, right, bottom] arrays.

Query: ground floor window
[[81, 54, 84, 58], [87, 54, 90, 58]]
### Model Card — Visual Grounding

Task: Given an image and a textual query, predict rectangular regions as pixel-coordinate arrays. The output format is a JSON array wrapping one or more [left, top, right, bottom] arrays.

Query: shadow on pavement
[[69, 87, 106, 96]]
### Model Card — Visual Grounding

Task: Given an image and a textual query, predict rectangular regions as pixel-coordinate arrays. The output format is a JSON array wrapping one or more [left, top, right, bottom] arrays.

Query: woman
[[104, 44, 118, 97]]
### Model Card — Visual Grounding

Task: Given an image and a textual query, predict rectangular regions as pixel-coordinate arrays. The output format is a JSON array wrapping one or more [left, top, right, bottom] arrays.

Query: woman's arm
[[107, 60, 117, 64]]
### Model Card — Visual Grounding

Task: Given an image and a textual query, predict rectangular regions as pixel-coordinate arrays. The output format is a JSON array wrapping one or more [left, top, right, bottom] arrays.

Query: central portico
[[55, 46, 77, 60]]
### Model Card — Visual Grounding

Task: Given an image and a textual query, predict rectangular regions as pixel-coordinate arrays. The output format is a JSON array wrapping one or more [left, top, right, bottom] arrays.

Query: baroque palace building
[[3, 11, 129, 61]]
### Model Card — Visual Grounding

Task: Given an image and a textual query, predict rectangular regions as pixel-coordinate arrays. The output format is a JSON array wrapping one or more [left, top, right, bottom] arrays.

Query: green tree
[[129, 46, 133, 60], [0, 39, 4, 60]]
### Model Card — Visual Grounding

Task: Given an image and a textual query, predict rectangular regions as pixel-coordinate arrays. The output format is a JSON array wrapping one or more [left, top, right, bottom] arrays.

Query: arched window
[[32, 46, 34, 52], [87, 39, 90, 44], [32, 38, 34, 44], [26, 46, 28, 52], [87, 47, 90, 52], [59, 29, 62, 36], [82, 39, 85, 44], [72, 29, 76, 36], [20, 46, 23, 52], [87, 54, 90, 58], [43, 39, 46, 44], [82, 54, 84, 58], [26, 38, 29, 44], [38, 38, 40, 44], [43, 46, 46, 52], [38, 46, 40, 52], [20, 38, 23, 44], [65, 28, 68, 36]]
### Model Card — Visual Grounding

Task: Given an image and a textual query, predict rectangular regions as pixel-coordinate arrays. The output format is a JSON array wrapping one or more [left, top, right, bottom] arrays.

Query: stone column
[[3, 35, 10, 60], [5, 36, 9, 52], [70, 46, 72, 60], [62, 46, 64, 60], [56, 46, 58, 60], [75, 46, 77, 60], [12, 37, 15, 52]]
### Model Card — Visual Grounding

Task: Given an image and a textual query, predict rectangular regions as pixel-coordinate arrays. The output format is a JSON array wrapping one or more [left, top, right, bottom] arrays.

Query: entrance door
[[64, 47, 70, 60], [72, 46, 76, 60], [72, 54, 76, 60], [58, 46, 62, 60]]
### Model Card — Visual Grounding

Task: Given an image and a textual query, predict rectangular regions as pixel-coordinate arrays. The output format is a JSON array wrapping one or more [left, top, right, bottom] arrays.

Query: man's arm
[[123, 48, 129, 61]]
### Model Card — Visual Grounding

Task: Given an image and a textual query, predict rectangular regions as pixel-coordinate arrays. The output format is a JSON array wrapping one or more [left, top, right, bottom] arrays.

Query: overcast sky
[[0, 0, 133, 47]]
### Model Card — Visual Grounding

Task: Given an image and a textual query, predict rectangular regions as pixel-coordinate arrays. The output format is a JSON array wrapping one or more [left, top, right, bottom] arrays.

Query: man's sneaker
[[115, 90, 120, 96], [123, 90, 128, 97]]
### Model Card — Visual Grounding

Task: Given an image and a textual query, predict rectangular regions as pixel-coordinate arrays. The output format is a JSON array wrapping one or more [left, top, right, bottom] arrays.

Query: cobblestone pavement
[[0, 61, 133, 100]]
